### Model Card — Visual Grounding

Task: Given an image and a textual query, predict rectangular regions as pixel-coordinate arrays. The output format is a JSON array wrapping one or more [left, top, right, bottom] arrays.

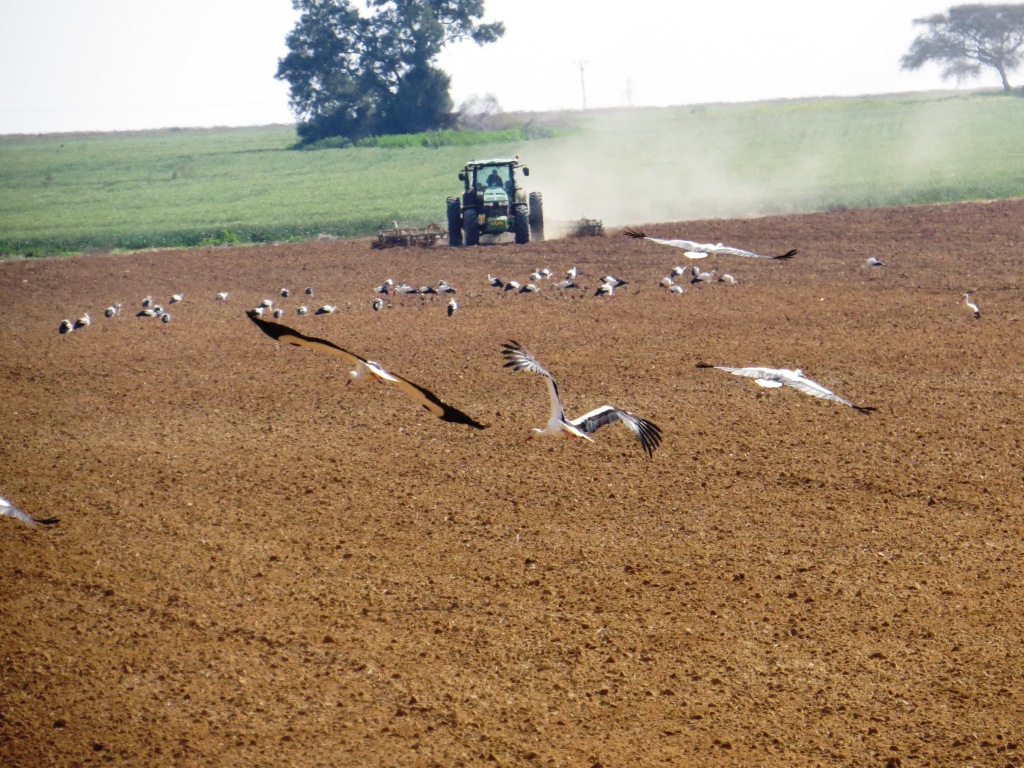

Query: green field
[[2, 90, 1023, 256]]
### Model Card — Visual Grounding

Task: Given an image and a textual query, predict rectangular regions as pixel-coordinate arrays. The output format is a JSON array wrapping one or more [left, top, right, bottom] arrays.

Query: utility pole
[[575, 60, 589, 110]]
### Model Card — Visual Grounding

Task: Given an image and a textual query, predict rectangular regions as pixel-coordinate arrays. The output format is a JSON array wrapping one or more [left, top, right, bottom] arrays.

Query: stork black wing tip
[[36, 517, 60, 526], [695, 361, 715, 369], [623, 227, 646, 239], [774, 249, 798, 260], [853, 404, 878, 415]]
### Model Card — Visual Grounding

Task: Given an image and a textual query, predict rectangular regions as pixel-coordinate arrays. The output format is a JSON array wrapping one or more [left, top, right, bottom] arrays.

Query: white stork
[[216, 292, 229, 301], [74, 313, 91, 329], [447, 297, 458, 316], [488, 274, 504, 289], [594, 283, 614, 298], [246, 311, 487, 428], [501, 340, 663, 457], [960, 292, 980, 319], [1, 494, 59, 528], [696, 363, 876, 413], [864, 256, 886, 268], [170, 293, 184, 304], [371, 298, 384, 312], [58, 319, 74, 334], [690, 268, 716, 284], [625, 227, 797, 260]]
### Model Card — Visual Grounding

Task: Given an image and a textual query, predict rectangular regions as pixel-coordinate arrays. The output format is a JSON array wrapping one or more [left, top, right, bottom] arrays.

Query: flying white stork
[[1, 495, 59, 528], [246, 311, 487, 428], [501, 340, 663, 457], [696, 363, 876, 413], [624, 227, 797, 260]]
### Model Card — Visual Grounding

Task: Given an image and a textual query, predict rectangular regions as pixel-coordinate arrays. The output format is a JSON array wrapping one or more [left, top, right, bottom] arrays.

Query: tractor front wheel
[[463, 208, 480, 246], [446, 197, 463, 246]]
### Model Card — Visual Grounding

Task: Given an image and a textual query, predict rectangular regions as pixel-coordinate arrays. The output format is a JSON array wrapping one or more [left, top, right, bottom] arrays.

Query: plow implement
[[372, 222, 446, 248]]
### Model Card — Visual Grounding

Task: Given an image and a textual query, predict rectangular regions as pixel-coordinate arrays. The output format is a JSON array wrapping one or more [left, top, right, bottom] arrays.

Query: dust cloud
[[519, 100, 966, 236], [523, 107, 813, 234]]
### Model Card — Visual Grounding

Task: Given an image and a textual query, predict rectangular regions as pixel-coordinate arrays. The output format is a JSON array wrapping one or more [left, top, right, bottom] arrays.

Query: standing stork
[[960, 292, 980, 319]]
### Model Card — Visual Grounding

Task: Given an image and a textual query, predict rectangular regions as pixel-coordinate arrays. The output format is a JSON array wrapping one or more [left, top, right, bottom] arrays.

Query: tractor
[[447, 158, 543, 246]]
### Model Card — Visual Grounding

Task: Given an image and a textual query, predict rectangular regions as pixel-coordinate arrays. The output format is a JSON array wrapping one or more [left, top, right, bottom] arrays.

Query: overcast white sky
[[0, 1, 1000, 135]]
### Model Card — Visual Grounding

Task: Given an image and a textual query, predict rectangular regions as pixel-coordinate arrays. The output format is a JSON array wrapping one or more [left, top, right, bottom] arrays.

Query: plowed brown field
[[2, 200, 1023, 767]]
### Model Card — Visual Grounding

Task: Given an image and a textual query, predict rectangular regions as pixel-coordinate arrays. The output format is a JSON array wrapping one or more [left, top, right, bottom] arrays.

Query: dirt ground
[[2, 201, 1023, 767]]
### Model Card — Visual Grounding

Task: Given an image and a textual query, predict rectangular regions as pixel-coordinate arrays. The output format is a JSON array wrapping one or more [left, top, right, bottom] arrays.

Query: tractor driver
[[486, 169, 503, 187]]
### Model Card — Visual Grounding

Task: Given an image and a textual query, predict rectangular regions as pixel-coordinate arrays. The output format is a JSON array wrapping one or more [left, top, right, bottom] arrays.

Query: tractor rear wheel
[[514, 203, 530, 244], [463, 208, 480, 246], [528, 192, 545, 242], [446, 197, 463, 246]]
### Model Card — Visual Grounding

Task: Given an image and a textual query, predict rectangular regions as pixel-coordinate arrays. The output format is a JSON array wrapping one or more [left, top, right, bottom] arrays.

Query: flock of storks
[[9, 227, 981, 528], [241, 228, 879, 462]]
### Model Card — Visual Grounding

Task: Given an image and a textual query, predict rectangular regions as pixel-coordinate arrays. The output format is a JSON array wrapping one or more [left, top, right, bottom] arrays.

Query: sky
[[0, 1, 1004, 136]]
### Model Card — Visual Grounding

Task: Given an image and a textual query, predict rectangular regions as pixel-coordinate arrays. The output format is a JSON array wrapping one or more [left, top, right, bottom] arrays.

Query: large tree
[[900, 4, 1024, 92], [276, 0, 504, 143]]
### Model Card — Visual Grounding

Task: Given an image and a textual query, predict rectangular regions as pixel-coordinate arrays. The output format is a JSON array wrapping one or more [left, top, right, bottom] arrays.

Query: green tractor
[[447, 158, 544, 246]]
